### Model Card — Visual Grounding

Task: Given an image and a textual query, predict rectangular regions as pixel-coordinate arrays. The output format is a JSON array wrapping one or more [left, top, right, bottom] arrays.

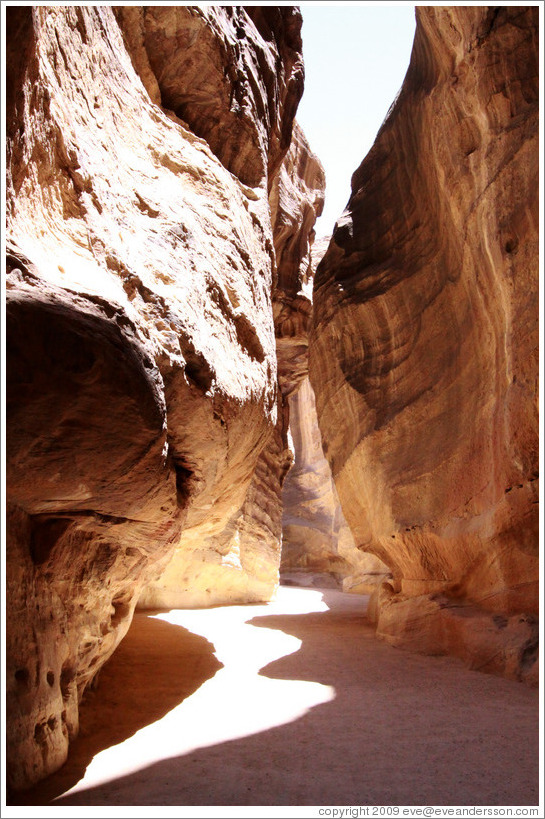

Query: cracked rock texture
[[310, 6, 539, 681], [138, 88, 325, 611], [6, 4, 319, 790]]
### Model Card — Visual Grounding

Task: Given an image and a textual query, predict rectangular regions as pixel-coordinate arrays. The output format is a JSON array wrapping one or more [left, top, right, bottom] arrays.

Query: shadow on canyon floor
[[9, 613, 223, 806], [20, 588, 539, 807]]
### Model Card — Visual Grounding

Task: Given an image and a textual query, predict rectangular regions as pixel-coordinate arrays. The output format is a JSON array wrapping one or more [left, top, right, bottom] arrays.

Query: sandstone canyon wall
[[281, 376, 391, 593], [139, 119, 325, 609], [310, 5, 539, 682], [5, 5, 323, 790], [281, 237, 390, 592]]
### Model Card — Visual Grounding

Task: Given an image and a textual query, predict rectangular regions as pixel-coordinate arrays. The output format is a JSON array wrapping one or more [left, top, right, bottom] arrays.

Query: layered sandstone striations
[[310, 6, 539, 680], [271, 122, 325, 396], [6, 5, 315, 789]]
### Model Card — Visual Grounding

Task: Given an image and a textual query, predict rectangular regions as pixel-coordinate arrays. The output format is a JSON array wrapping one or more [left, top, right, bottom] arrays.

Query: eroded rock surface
[[271, 122, 325, 397], [139, 113, 325, 610], [281, 377, 391, 593], [6, 4, 315, 790], [280, 236, 389, 592], [310, 6, 539, 681]]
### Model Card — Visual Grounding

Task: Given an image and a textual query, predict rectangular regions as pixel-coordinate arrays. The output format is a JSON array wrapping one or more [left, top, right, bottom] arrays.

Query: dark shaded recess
[[173, 461, 194, 506], [7, 294, 161, 427], [5, 6, 34, 135], [14, 668, 32, 692], [519, 630, 539, 672], [178, 335, 214, 392], [29, 518, 71, 566], [6, 291, 164, 510]]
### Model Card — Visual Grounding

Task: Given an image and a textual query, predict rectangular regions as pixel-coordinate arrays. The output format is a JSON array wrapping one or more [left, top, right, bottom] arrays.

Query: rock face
[[5, 5, 321, 790], [281, 377, 391, 592], [271, 122, 325, 396], [138, 108, 325, 612], [280, 236, 390, 591], [310, 6, 539, 681]]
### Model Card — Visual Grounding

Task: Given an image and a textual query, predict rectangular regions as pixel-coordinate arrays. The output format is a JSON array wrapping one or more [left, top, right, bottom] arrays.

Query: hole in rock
[[110, 598, 131, 630], [29, 517, 71, 566], [60, 664, 76, 702], [33, 724, 47, 745], [14, 668, 31, 690], [13, 614, 222, 804], [173, 460, 194, 505]]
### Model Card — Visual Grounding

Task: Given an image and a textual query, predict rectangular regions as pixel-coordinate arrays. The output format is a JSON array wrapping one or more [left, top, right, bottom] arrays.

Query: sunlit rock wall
[[139, 121, 325, 610], [5, 4, 314, 790], [310, 6, 539, 681]]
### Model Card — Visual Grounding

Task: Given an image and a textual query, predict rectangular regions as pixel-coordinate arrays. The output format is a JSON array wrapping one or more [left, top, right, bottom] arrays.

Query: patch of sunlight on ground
[[61, 587, 335, 798]]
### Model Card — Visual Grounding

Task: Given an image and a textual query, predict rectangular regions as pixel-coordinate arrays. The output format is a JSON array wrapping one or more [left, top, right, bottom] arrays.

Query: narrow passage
[[17, 588, 538, 807]]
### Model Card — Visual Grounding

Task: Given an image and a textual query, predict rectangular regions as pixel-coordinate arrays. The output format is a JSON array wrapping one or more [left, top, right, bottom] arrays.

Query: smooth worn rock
[[280, 232, 389, 591], [5, 4, 314, 790], [310, 6, 539, 680], [281, 377, 391, 592]]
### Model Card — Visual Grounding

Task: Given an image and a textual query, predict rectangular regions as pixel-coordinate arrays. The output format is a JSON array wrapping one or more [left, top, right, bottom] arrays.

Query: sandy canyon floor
[[11, 586, 539, 808]]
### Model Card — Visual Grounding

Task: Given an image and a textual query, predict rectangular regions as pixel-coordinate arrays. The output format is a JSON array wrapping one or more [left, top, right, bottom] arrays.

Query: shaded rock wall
[[281, 377, 391, 593], [310, 6, 539, 681], [280, 236, 390, 591], [5, 5, 318, 789], [271, 122, 325, 396]]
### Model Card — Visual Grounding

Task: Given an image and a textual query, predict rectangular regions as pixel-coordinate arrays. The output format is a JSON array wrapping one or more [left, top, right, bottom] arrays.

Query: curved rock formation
[[138, 117, 325, 611], [271, 122, 325, 396], [280, 236, 390, 591], [5, 5, 319, 790], [310, 6, 539, 681], [114, 5, 304, 190], [281, 376, 391, 592]]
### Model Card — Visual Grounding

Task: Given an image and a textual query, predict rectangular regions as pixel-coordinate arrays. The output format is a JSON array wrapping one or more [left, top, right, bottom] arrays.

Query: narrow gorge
[[4, 4, 539, 805]]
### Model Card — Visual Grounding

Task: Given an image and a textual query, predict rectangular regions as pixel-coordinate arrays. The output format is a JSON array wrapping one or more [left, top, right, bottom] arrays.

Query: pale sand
[[11, 586, 539, 809]]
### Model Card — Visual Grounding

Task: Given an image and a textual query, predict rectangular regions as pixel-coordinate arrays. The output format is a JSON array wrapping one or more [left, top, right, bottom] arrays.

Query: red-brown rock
[[310, 6, 539, 681], [5, 4, 316, 790]]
